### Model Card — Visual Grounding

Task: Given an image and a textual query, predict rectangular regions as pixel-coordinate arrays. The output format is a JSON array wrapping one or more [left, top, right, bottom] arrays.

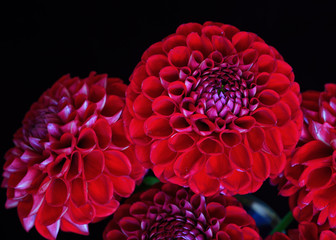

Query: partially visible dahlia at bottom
[[1, 72, 146, 239], [266, 222, 336, 240], [274, 84, 336, 228], [103, 182, 261, 240], [123, 21, 303, 197]]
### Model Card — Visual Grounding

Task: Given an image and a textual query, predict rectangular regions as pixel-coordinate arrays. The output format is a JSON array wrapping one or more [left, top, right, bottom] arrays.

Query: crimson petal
[[87, 174, 113, 205]]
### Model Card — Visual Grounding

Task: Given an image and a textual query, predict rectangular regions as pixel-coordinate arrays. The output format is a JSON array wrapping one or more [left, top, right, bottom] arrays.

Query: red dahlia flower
[[276, 84, 336, 228], [124, 21, 303, 196], [103, 183, 261, 240], [2, 72, 146, 239], [266, 222, 336, 240]]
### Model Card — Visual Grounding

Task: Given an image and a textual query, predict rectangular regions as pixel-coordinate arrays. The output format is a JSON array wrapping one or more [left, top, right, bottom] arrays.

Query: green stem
[[270, 211, 294, 235]]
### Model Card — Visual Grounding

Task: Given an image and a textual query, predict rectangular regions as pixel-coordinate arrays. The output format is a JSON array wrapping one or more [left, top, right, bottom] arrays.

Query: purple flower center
[[147, 215, 206, 240], [187, 55, 258, 122], [23, 104, 60, 140]]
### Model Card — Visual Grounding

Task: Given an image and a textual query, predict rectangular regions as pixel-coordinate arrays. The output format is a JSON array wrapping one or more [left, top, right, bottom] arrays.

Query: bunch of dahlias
[[2, 21, 335, 240]]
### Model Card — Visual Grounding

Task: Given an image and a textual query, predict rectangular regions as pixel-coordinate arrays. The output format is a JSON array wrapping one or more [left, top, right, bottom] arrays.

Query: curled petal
[[142, 76, 164, 100], [258, 89, 280, 106], [212, 35, 236, 56], [186, 32, 213, 56], [35, 218, 61, 240], [163, 34, 187, 54], [119, 216, 141, 236], [230, 116, 256, 132], [129, 119, 152, 145], [60, 215, 89, 236], [169, 113, 193, 133], [168, 46, 191, 67], [151, 140, 177, 165], [105, 230, 127, 240], [87, 174, 113, 205], [189, 168, 220, 197], [180, 97, 196, 117], [174, 147, 204, 178], [133, 94, 153, 120], [167, 81, 187, 103], [144, 116, 173, 139], [206, 154, 233, 178], [159, 66, 179, 89], [45, 178, 69, 207], [270, 101, 291, 126], [256, 54, 276, 73], [71, 178, 88, 207], [305, 167, 332, 190], [246, 127, 265, 152], [197, 137, 224, 155], [219, 129, 242, 147], [252, 107, 277, 126], [111, 120, 130, 150], [68, 201, 95, 225], [51, 132, 76, 155], [146, 54, 169, 76], [221, 171, 251, 195], [37, 202, 64, 226], [229, 144, 252, 170], [188, 50, 204, 70], [152, 96, 177, 117], [177, 22, 203, 36], [241, 48, 258, 66], [232, 31, 252, 52], [168, 133, 195, 152], [291, 140, 333, 166], [266, 73, 291, 95], [190, 114, 216, 136], [264, 127, 283, 156], [92, 118, 112, 150], [83, 150, 104, 181], [47, 154, 70, 178], [251, 152, 270, 180], [76, 128, 97, 153], [109, 175, 135, 197], [104, 150, 131, 176]]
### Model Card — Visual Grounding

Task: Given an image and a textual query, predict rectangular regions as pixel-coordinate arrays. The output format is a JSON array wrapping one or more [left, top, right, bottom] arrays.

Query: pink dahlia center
[[23, 104, 60, 140], [188, 55, 257, 122], [148, 215, 206, 240]]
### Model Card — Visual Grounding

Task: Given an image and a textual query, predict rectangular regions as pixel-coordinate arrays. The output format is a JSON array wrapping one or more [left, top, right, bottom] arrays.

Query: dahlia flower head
[[266, 221, 336, 240], [276, 84, 336, 228], [103, 182, 261, 240], [124, 21, 303, 196], [2, 72, 146, 239]]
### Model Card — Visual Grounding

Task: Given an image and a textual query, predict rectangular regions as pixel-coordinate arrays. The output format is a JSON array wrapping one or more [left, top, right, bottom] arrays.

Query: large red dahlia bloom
[[103, 183, 261, 240], [2, 72, 146, 239], [277, 84, 336, 228], [266, 222, 336, 240], [124, 21, 303, 196]]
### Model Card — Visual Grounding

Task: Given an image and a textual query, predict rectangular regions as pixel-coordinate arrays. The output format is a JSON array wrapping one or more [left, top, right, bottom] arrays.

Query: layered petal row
[[124, 21, 303, 196], [2, 72, 146, 239]]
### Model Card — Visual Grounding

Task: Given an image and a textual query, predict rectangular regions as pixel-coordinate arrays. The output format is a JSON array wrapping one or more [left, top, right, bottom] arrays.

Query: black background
[[1, 1, 335, 239]]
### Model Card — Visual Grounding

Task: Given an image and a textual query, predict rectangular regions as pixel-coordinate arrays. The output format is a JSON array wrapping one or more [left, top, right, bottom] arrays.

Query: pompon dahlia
[[266, 222, 336, 240], [103, 183, 261, 240], [2, 72, 146, 239], [275, 84, 336, 228], [124, 21, 303, 196]]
